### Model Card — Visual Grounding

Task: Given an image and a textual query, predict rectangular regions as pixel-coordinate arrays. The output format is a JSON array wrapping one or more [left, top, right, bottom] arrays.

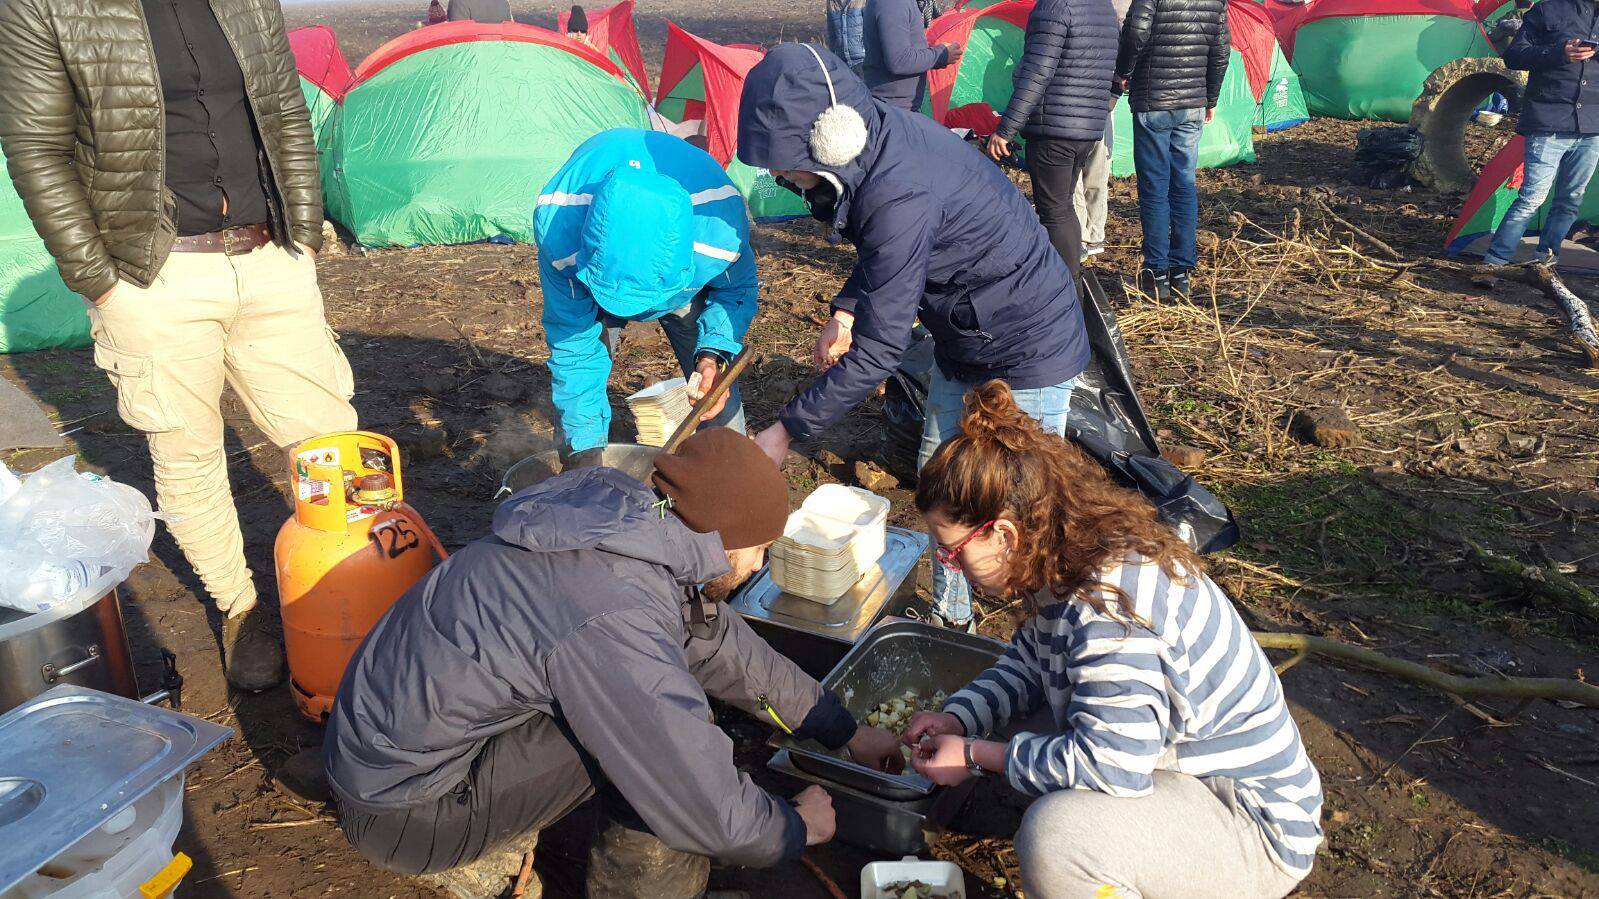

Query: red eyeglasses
[[934, 520, 996, 570]]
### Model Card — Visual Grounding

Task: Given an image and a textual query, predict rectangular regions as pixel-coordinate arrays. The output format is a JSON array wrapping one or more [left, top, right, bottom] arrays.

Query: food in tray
[[882, 881, 955, 899], [861, 688, 948, 738]]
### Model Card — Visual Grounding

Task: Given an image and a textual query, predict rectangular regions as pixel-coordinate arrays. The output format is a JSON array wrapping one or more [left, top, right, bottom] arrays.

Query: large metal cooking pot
[[0, 589, 138, 714], [500, 443, 661, 495]]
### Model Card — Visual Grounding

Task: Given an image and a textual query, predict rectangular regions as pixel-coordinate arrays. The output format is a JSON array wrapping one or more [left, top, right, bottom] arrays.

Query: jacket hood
[[736, 43, 880, 190], [491, 467, 729, 587], [575, 166, 697, 317]]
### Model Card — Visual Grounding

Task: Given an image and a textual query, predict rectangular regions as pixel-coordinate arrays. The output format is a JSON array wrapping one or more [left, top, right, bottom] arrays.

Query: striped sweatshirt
[[944, 555, 1324, 878]]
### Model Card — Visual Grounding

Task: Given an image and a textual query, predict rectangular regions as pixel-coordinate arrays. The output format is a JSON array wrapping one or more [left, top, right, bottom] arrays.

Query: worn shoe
[[1136, 268, 1171, 301], [420, 833, 541, 899], [1081, 243, 1105, 261], [1169, 268, 1193, 297], [222, 604, 285, 692]]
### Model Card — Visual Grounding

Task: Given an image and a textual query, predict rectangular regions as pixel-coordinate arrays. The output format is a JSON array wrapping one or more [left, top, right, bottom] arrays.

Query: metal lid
[[0, 686, 232, 893]]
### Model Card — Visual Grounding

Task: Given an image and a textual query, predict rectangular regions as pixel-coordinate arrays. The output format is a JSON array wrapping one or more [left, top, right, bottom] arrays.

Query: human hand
[[910, 733, 973, 787], [689, 357, 730, 421], [986, 134, 1013, 162], [812, 312, 854, 369], [848, 726, 906, 774], [1204, 107, 1215, 124], [793, 785, 836, 845], [902, 709, 965, 744], [1567, 38, 1597, 62], [753, 422, 792, 467], [1107, 93, 1118, 110], [945, 42, 964, 64], [91, 284, 118, 306]]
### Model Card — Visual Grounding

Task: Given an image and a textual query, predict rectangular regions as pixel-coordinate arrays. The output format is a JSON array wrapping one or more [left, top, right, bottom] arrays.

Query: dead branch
[[801, 855, 848, 899], [1467, 541, 1599, 622], [1520, 263, 1599, 368], [1252, 632, 1599, 707], [1314, 199, 1404, 261]]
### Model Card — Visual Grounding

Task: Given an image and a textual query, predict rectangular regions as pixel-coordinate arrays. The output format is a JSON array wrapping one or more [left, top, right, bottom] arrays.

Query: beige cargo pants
[[87, 241, 358, 615]]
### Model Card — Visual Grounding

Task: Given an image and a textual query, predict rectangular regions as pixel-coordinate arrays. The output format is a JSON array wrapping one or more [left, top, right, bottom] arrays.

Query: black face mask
[[777, 175, 839, 224]]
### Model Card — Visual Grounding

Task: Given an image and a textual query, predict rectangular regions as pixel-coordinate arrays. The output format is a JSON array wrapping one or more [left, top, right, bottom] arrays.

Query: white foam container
[[859, 856, 967, 899], [770, 487, 890, 604], [800, 485, 889, 572], [7, 774, 187, 899]]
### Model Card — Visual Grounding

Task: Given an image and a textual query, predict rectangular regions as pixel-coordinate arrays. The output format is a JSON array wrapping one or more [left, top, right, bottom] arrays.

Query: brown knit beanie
[[652, 427, 790, 550]]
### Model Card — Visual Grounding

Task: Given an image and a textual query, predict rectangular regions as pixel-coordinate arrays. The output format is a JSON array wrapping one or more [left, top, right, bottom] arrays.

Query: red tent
[[925, 0, 1031, 127], [1229, 0, 1279, 101], [558, 1, 652, 102], [287, 24, 353, 100], [351, 20, 629, 85], [655, 22, 765, 166]]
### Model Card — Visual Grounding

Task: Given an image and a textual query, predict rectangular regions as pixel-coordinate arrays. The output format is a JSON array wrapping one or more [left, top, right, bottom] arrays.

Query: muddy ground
[[3, 1, 1598, 896]]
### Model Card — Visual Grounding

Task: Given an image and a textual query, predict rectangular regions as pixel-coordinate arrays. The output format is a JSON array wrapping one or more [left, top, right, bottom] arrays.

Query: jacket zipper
[[759, 694, 795, 735]]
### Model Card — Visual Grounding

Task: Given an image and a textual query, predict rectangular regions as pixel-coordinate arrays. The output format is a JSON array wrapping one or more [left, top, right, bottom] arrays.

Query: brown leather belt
[[171, 223, 272, 256]]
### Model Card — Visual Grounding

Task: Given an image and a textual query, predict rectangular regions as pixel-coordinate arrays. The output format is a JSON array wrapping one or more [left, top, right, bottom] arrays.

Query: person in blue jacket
[[737, 43, 1091, 630], [535, 129, 757, 454]]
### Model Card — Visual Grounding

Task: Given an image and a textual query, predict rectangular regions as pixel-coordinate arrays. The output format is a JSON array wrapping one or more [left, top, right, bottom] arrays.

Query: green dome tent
[[287, 25, 352, 155], [0, 139, 88, 354], [654, 23, 810, 222], [1269, 0, 1496, 121], [1230, 0, 1308, 132], [926, 0, 1258, 176], [322, 22, 652, 246]]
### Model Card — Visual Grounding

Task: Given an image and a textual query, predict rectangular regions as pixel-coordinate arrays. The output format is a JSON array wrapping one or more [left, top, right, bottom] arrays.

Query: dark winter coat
[[996, 0, 1120, 141], [863, 0, 952, 110], [737, 44, 1091, 441], [324, 468, 856, 867], [0, 0, 321, 301], [1113, 0, 1231, 113], [447, 0, 512, 22], [1503, 0, 1599, 135]]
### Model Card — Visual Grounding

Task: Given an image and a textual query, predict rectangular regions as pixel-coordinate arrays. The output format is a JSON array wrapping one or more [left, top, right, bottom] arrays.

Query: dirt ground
[[4, 1, 1599, 896]]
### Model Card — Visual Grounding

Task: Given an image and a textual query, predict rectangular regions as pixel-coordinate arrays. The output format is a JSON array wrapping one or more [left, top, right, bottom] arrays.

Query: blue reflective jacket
[[535, 129, 758, 452]]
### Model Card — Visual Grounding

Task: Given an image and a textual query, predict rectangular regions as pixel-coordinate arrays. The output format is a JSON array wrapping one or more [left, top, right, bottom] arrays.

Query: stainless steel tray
[[772, 619, 1006, 800], [728, 528, 927, 643], [0, 685, 233, 892]]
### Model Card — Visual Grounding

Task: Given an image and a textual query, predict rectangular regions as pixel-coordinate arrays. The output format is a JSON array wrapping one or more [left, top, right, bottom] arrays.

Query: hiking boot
[[223, 603, 285, 692], [1169, 268, 1193, 297], [1136, 268, 1171, 300]]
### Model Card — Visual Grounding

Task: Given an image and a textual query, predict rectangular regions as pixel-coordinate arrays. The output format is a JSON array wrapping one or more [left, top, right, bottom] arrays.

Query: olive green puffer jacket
[[0, 0, 322, 301]]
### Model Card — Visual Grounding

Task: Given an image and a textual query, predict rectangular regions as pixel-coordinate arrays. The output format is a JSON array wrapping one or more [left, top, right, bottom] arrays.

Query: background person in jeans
[[984, 0, 1120, 278], [1073, 0, 1134, 262], [1114, 0, 1230, 298], [1483, 0, 1599, 267], [736, 44, 1090, 630], [0, 0, 357, 691]]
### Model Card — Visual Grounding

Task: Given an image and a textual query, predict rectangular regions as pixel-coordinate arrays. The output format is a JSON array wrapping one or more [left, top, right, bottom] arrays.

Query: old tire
[[1409, 57, 1526, 192]]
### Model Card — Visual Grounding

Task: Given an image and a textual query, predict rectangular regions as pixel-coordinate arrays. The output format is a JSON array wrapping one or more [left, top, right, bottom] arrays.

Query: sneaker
[[1081, 243, 1105, 260], [1136, 268, 1171, 301], [222, 603, 285, 692], [1169, 268, 1192, 297]]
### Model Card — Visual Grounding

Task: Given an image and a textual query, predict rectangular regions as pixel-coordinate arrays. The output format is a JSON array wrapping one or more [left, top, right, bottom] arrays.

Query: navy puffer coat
[[737, 44, 1090, 441], [996, 0, 1121, 141]]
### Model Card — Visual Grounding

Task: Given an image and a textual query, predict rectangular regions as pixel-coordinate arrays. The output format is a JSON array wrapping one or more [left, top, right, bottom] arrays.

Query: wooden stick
[[1252, 632, 1599, 707], [1467, 540, 1599, 622], [1520, 263, 1599, 368], [800, 854, 848, 899], [1314, 199, 1404, 261], [660, 346, 756, 454], [511, 852, 536, 899]]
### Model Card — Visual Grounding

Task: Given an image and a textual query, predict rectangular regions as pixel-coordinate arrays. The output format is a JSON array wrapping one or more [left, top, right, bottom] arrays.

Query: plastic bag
[[0, 457, 162, 614]]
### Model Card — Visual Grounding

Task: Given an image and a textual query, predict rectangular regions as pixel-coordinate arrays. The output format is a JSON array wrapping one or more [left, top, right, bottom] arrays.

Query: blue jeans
[[919, 366, 1076, 624], [1132, 108, 1205, 273], [601, 293, 747, 434], [1484, 132, 1599, 266]]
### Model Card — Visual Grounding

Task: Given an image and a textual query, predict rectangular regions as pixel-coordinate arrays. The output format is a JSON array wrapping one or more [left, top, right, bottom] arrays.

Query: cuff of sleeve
[[944, 702, 979, 738], [792, 690, 857, 750], [694, 346, 736, 366], [778, 407, 815, 443], [1003, 732, 1044, 797], [776, 801, 808, 862], [296, 225, 325, 253], [831, 294, 859, 315]]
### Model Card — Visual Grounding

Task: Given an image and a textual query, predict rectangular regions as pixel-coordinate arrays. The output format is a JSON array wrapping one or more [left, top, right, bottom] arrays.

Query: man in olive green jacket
[[0, 0, 359, 691]]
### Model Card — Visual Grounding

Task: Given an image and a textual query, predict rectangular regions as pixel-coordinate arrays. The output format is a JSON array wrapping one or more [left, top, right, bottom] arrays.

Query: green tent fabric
[[1257, 41, 1309, 131], [1108, 50, 1258, 176], [0, 142, 88, 354], [1273, 0, 1496, 121], [323, 24, 651, 247], [299, 75, 339, 155]]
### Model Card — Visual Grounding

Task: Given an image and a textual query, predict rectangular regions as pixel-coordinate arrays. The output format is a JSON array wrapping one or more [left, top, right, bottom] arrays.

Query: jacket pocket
[[92, 343, 182, 433], [323, 327, 356, 401]]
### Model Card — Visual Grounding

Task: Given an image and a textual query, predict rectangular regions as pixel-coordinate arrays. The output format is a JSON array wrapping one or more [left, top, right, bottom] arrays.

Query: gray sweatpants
[[1072, 113, 1114, 247], [1014, 770, 1305, 899]]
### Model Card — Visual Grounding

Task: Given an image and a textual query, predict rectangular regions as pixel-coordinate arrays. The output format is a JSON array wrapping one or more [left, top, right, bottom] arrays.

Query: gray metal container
[[500, 444, 661, 495], [0, 589, 138, 715], [768, 749, 978, 856]]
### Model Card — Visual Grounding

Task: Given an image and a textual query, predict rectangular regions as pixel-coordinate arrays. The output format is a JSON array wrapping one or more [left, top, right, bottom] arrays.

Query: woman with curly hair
[[903, 380, 1323, 898]]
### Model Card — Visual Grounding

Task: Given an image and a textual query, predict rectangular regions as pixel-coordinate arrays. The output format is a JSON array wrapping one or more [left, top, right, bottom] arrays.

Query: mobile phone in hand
[[1579, 38, 1599, 50]]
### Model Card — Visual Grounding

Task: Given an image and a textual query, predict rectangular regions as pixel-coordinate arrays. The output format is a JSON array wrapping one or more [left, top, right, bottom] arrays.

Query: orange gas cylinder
[[275, 431, 445, 722]]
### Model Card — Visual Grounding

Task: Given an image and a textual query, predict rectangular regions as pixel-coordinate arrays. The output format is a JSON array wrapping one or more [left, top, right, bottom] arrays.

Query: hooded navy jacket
[[737, 44, 1090, 441], [1503, 0, 1599, 135], [325, 468, 856, 867]]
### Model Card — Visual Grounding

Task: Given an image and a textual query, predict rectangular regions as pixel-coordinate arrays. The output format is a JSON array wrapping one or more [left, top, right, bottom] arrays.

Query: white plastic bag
[[0, 457, 163, 614]]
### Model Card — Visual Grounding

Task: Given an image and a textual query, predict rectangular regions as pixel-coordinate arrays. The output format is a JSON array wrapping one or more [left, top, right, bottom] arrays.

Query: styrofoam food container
[[770, 556, 858, 604], [860, 856, 967, 899], [8, 774, 187, 899], [627, 377, 688, 403], [800, 485, 888, 571]]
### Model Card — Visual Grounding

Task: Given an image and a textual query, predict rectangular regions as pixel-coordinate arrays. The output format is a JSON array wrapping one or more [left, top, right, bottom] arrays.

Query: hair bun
[[959, 380, 1044, 450]]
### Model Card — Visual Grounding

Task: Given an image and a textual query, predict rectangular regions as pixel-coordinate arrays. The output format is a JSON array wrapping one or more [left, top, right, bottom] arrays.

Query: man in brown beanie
[[325, 428, 901, 899]]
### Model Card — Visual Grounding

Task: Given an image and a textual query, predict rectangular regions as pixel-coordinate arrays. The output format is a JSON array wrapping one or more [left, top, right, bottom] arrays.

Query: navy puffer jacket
[[1503, 0, 1599, 135], [1114, 0, 1230, 113], [737, 44, 1090, 441], [996, 0, 1120, 141]]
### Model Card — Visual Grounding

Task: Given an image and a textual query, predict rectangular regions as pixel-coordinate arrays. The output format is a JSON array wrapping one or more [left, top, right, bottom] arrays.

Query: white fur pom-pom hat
[[801, 43, 867, 167]]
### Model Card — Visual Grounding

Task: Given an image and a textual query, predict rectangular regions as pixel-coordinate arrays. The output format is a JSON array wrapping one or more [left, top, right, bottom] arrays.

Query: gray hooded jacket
[[324, 467, 856, 867]]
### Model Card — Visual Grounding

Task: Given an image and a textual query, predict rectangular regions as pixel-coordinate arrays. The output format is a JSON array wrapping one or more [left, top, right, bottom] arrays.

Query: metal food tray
[[772, 619, 1006, 800], [729, 528, 926, 641]]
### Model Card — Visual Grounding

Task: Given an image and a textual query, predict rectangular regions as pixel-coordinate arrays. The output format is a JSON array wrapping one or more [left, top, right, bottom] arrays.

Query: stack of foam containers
[[770, 485, 890, 604], [626, 378, 692, 446]]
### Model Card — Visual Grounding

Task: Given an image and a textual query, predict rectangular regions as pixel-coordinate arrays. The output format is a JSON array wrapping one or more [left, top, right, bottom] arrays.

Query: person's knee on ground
[[1014, 789, 1134, 899]]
